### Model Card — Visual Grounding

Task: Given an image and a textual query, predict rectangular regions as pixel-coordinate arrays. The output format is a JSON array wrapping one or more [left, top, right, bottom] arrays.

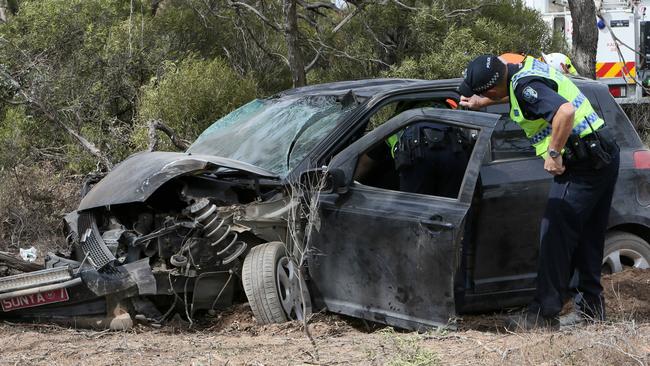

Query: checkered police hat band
[[473, 72, 500, 93]]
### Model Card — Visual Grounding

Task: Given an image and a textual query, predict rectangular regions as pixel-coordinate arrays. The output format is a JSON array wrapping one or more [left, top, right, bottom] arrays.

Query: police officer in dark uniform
[[459, 55, 619, 330], [383, 100, 470, 197], [391, 121, 469, 197]]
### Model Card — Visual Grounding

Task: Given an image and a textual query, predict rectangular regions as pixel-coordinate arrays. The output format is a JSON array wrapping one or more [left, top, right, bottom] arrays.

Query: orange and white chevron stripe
[[596, 62, 636, 83]]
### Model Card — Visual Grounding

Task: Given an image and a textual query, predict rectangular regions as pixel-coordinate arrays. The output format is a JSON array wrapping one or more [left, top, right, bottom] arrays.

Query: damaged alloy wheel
[[242, 242, 312, 324]]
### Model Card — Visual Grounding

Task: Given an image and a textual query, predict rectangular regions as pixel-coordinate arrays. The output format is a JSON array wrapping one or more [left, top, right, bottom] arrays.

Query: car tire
[[242, 242, 311, 324], [602, 231, 650, 274]]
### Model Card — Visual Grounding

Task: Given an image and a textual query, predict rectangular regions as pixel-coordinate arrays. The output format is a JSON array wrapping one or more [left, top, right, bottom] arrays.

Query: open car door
[[306, 108, 499, 330]]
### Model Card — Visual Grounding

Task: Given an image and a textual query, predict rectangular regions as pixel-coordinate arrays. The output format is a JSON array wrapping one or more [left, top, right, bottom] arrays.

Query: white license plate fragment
[[1, 288, 70, 312]]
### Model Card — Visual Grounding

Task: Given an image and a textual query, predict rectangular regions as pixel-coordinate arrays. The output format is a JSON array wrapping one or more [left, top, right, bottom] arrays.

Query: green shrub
[[135, 57, 257, 150]]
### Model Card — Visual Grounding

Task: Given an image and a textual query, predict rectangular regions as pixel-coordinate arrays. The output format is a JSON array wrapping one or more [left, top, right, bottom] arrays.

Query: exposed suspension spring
[[189, 199, 247, 265]]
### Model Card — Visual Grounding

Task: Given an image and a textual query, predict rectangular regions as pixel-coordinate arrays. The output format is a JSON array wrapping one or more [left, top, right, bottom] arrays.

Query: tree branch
[[298, 12, 318, 28], [236, 16, 290, 67], [363, 19, 394, 53], [308, 37, 390, 67], [0, 251, 44, 272], [226, 0, 282, 32], [391, 0, 419, 11], [147, 119, 191, 152], [444, 3, 490, 18], [298, 0, 337, 11], [305, 45, 323, 73], [389, 0, 494, 19], [332, 3, 364, 33], [65, 109, 114, 170]]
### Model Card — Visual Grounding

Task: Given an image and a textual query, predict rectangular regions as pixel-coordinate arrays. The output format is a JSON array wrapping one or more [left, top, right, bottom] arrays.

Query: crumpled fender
[[78, 151, 278, 211]]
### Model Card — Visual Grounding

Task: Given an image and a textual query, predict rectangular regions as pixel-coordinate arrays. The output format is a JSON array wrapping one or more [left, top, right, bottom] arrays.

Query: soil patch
[[603, 268, 650, 322]]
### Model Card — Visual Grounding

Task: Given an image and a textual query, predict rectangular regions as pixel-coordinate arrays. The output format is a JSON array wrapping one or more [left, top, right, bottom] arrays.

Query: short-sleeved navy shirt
[[507, 64, 568, 123]]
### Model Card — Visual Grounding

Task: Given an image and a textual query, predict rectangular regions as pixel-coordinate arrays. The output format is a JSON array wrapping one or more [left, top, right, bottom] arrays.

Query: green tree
[[386, 0, 566, 79]]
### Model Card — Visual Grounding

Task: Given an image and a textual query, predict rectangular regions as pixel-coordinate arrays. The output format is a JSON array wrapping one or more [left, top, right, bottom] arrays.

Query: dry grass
[[0, 312, 647, 365], [0, 162, 80, 255], [0, 271, 648, 365]]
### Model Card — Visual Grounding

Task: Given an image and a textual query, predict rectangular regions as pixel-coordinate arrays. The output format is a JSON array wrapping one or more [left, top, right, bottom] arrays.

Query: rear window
[[591, 85, 643, 148]]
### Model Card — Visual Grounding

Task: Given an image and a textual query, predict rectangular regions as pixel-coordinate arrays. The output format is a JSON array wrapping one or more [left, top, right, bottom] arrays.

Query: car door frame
[[306, 108, 500, 330], [289, 80, 464, 178]]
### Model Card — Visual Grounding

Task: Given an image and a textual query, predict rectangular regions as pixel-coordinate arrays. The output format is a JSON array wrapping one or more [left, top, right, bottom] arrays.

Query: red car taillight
[[608, 86, 627, 98], [633, 149, 650, 169]]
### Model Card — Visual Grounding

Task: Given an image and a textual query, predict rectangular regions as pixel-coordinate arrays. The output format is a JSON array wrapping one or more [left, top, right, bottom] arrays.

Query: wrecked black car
[[1, 78, 649, 331]]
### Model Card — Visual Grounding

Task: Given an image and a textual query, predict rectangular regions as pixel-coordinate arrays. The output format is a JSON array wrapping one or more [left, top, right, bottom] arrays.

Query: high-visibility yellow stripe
[[596, 62, 636, 83]]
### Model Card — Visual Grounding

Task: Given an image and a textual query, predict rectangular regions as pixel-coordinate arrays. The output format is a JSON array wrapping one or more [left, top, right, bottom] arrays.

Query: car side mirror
[[298, 167, 348, 194], [326, 168, 349, 194]]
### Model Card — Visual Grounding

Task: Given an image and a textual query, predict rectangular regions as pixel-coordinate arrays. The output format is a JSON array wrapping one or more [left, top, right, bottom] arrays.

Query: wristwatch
[[548, 148, 561, 159]]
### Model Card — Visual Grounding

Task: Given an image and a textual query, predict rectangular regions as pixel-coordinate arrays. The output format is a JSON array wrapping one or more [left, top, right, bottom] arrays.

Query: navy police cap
[[459, 55, 505, 97]]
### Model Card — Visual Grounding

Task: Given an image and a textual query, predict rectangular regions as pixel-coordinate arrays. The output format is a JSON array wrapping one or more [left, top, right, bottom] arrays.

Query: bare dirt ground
[[0, 269, 649, 366]]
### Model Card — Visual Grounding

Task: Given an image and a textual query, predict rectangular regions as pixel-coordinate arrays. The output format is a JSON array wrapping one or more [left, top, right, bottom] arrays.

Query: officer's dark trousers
[[529, 144, 620, 319]]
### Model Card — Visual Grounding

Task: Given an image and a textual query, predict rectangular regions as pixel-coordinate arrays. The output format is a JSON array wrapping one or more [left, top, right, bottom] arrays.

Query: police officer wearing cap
[[459, 55, 619, 330], [359, 100, 470, 198], [389, 100, 469, 197]]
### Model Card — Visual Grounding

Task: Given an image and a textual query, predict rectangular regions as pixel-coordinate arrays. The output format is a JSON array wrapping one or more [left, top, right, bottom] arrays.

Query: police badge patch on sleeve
[[523, 86, 538, 103]]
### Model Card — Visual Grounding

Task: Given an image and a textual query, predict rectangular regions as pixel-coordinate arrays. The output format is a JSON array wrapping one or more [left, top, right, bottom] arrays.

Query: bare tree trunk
[[0, 0, 7, 22], [567, 0, 598, 78], [0, 252, 44, 272], [283, 0, 306, 87]]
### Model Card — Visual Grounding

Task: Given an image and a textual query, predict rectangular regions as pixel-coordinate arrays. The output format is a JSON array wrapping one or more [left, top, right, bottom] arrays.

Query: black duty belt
[[565, 127, 616, 170]]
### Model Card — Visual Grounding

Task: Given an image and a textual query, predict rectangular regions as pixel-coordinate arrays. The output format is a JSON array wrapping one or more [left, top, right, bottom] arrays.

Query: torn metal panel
[[190, 271, 234, 315], [122, 259, 157, 296], [80, 268, 136, 297], [233, 195, 296, 243], [79, 260, 155, 298]]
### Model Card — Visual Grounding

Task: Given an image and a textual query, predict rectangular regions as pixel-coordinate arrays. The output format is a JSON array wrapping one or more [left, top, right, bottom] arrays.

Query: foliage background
[[0, 0, 568, 249]]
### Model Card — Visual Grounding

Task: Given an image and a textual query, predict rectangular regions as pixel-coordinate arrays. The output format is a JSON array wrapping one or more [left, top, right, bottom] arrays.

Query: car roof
[[275, 78, 453, 99], [570, 76, 605, 88], [275, 76, 604, 100]]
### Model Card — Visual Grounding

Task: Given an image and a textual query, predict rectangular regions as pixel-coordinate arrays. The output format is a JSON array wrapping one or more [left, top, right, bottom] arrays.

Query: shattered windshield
[[188, 95, 356, 176]]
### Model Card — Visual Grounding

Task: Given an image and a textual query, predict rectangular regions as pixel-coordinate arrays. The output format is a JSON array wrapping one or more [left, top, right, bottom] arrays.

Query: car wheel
[[602, 231, 650, 274], [242, 242, 312, 324]]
